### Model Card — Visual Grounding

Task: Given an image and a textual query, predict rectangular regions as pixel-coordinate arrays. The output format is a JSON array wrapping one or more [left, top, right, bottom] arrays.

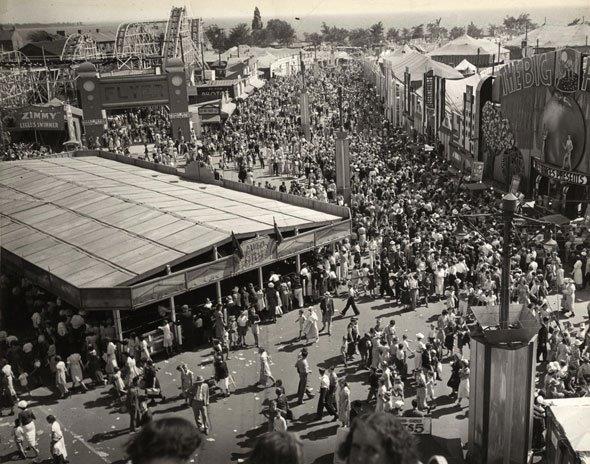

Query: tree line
[[206, 9, 542, 51]]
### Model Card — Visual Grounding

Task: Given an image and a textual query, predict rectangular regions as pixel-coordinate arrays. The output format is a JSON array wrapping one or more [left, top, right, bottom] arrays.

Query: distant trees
[[449, 26, 465, 40], [204, 24, 227, 51], [305, 32, 323, 47], [265, 19, 296, 45], [348, 28, 372, 48], [467, 22, 483, 38], [320, 22, 349, 44], [411, 24, 424, 39], [227, 23, 251, 48], [386, 27, 400, 42], [369, 21, 384, 44], [502, 13, 537, 35], [251, 7, 263, 30], [427, 18, 447, 41]]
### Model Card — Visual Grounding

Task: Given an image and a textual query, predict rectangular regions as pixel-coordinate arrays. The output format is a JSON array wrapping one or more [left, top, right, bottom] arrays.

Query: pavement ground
[[0, 290, 587, 464]]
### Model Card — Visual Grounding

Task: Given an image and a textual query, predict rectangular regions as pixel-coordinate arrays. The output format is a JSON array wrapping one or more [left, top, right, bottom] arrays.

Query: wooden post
[[213, 246, 222, 303], [113, 309, 123, 341], [166, 265, 179, 343], [295, 228, 301, 273], [258, 266, 264, 290]]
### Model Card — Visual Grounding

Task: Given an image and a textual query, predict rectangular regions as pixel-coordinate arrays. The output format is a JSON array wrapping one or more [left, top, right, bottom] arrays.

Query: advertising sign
[[510, 175, 521, 194], [424, 71, 435, 109], [398, 417, 432, 434], [532, 157, 588, 185], [235, 236, 277, 273], [101, 77, 169, 107], [471, 161, 484, 182], [14, 106, 64, 130]]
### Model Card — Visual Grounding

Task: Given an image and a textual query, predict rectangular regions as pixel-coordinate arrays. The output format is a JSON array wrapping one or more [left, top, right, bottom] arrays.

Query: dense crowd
[[1, 60, 590, 463], [1, 142, 55, 161]]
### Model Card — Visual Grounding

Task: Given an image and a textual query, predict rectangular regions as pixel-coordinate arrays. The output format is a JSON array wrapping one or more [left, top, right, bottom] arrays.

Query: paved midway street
[[0, 289, 587, 464]]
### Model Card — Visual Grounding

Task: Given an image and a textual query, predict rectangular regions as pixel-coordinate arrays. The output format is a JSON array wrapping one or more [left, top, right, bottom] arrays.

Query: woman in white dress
[[66, 353, 87, 392], [457, 360, 470, 408], [435, 266, 446, 299], [258, 348, 276, 387], [303, 308, 319, 344], [46, 415, 67, 463], [55, 356, 69, 398], [159, 319, 173, 357], [105, 340, 118, 377], [126, 355, 141, 386]]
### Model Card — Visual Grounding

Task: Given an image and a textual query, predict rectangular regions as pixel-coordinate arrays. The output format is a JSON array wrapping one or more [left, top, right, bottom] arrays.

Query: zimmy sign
[[498, 48, 590, 96], [14, 107, 64, 130]]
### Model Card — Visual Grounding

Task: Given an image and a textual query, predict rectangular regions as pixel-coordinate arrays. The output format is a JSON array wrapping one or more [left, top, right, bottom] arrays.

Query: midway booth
[[3, 98, 83, 148], [0, 152, 351, 347]]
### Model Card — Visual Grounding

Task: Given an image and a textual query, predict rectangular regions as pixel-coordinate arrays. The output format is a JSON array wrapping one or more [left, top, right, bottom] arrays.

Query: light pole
[[500, 192, 518, 328]]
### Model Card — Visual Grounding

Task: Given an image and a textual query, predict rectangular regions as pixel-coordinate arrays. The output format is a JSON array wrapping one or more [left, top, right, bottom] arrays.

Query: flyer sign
[[471, 161, 484, 182]]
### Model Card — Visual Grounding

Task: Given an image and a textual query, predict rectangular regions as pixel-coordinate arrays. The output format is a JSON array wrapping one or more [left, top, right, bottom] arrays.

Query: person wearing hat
[[177, 364, 194, 405], [319, 292, 335, 336], [294, 348, 314, 405], [17, 400, 39, 459], [189, 375, 210, 435]]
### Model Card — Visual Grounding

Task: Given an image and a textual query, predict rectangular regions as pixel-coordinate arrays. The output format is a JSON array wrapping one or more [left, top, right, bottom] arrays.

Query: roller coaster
[[0, 6, 208, 109]]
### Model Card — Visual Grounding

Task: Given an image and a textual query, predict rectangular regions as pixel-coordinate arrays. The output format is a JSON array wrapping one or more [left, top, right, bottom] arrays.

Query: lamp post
[[500, 192, 518, 328]]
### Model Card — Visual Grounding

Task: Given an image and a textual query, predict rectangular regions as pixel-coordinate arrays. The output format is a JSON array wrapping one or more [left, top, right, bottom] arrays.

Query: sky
[[2, 0, 589, 24]]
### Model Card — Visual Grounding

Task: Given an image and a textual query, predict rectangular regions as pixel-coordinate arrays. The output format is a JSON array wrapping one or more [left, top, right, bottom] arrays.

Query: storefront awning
[[540, 214, 571, 225]]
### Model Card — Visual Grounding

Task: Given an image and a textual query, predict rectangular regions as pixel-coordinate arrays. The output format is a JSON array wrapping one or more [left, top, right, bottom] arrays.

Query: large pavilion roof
[[0, 156, 342, 289]]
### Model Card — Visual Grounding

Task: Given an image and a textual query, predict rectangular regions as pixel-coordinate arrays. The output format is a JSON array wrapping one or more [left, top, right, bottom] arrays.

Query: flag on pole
[[231, 231, 244, 259], [273, 218, 283, 245]]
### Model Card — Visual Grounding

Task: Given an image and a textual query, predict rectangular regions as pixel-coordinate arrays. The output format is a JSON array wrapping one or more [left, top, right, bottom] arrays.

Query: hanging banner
[[424, 71, 435, 109], [532, 157, 588, 185], [235, 235, 277, 273]]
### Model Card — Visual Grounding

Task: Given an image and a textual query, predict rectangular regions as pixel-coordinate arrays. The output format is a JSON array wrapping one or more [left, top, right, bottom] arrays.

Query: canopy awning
[[540, 214, 571, 225]]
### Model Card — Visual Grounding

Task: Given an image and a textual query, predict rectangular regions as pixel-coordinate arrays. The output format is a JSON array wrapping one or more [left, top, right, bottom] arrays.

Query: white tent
[[455, 59, 477, 75]]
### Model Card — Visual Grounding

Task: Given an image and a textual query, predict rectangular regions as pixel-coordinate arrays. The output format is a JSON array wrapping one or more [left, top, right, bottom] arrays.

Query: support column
[[166, 265, 179, 344], [258, 266, 264, 290], [112, 309, 123, 341], [213, 246, 222, 303], [295, 228, 301, 273]]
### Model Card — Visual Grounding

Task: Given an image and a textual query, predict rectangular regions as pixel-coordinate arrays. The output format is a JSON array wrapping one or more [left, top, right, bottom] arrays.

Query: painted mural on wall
[[491, 48, 590, 190], [481, 100, 523, 183]]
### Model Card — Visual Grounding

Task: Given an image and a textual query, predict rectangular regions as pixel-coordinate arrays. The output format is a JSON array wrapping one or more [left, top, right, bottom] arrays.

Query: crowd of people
[[1, 60, 590, 463], [1, 142, 56, 161]]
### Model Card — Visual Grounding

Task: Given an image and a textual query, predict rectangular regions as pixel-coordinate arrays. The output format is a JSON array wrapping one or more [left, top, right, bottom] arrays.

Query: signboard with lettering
[[14, 106, 64, 130], [471, 161, 484, 182], [198, 106, 220, 115], [235, 236, 277, 273], [131, 273, 186, 307], [498, 48, 590, 96], [100, 77, 170, 107], [532, 157, 588, 185], [424, 71, 435, 109], [398, 417, 432, 434]]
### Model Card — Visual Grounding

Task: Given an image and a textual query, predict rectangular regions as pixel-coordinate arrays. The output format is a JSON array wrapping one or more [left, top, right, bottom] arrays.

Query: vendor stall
[[4, 98, 83, 148]]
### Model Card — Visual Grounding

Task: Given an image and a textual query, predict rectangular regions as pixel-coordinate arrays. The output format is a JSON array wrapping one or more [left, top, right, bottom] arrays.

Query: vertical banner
[[404, 68, 411, 114], [64, 103, 77, 142]]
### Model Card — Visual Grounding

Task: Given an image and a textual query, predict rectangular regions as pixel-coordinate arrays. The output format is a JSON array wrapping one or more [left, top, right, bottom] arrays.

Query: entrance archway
[[76, 59, 191, 144]]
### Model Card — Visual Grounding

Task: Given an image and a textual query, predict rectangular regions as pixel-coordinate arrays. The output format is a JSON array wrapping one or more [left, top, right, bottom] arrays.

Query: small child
[[425, 370, 436, 408], [227, 316, 238, 349], [340, 336, 349, 367], [13, 419, 26, 459], [392, 374, 405, 400], [273, 409, 288, 432], [274, 379, 286, 395], [222, 329, 231, 360], [295, 309, 306, 341]]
